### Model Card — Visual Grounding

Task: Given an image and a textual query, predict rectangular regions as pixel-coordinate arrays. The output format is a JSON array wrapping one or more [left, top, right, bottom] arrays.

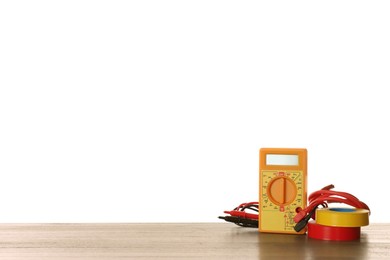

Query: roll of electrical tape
[[316, 208, 369, 227], [307, 221, 361, 241]]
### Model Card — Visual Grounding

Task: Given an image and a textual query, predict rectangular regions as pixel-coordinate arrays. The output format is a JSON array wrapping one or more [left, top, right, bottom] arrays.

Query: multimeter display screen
[[266, 154, 299, 166]]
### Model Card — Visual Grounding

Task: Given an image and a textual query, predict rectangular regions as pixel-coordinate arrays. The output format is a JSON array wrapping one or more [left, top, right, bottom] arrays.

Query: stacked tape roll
[[316, 208, 369, 227], [308, 208, 369, 241], [307, 221, 361, 241]]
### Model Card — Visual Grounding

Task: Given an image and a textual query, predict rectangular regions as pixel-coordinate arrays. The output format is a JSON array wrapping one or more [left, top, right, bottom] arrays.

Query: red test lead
[[293, 184, 370, 232]]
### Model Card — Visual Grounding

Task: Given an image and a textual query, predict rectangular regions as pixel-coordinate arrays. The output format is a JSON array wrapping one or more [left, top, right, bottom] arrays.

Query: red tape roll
[[307, 221, 361, 241]]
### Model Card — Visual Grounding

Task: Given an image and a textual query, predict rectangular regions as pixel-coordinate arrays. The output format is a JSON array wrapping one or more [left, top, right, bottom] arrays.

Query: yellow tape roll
[[316, 208, 369, 227]]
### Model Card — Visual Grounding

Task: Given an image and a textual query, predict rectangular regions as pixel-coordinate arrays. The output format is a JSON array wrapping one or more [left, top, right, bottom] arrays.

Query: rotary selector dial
[[266, 176, 297, 206]]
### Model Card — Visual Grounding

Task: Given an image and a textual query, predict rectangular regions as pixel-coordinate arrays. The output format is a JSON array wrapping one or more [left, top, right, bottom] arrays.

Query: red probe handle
[[224, 210, 258, 220]]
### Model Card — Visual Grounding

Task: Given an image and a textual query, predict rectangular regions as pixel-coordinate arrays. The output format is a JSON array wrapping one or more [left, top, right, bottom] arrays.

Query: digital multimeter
[[259, 148, 307, 234]]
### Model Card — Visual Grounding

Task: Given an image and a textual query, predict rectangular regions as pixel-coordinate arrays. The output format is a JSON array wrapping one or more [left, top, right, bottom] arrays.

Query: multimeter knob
[[267, 176, 297, 206]]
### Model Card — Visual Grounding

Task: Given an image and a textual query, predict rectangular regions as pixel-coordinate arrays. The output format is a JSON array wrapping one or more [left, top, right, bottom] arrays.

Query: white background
[[1, 1, 389, 223]]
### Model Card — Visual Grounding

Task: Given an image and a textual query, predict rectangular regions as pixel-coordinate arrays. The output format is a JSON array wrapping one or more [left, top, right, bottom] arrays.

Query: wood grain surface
[[0, 223, 389, 259]]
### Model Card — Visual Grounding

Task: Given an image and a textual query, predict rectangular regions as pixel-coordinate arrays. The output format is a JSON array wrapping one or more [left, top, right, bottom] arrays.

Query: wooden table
[[0, 223, 389, 259]]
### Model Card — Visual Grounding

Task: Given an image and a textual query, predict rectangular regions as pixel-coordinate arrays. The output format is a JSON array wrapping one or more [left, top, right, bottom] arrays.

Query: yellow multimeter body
[[259, 148, 307, 234]]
